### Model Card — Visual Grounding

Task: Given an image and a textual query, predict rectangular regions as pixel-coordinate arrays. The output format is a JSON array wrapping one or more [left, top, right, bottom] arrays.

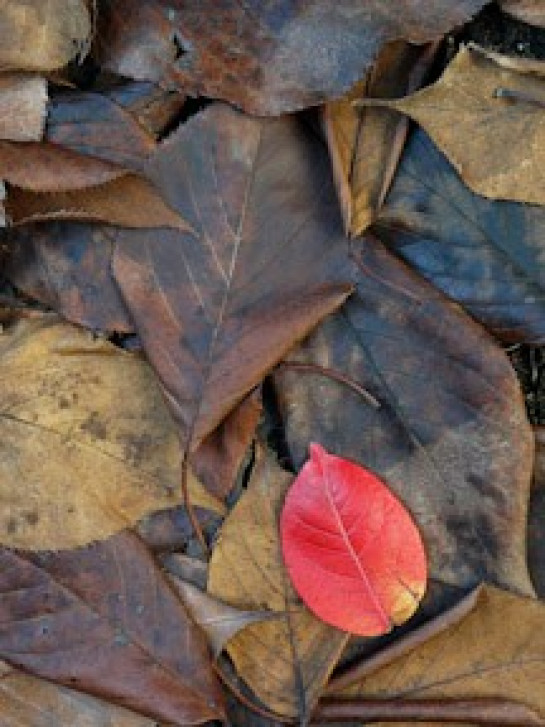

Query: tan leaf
[[0, 0, 90, 71], [0, 74, 47, 141], [208, 448, 348, 720], [501, 0, 545, 27], [361, 46, 545, 205], [0, 317, 222, 550], [331, 585, 545, 727]]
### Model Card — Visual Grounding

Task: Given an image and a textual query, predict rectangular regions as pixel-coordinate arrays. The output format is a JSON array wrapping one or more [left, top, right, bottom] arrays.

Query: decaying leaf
[[208, 448, 348, 719], [0, 74, 47, 142], [96, 0, 488, 115], [501, 0, 545, 27], [0, 668, 156, 726], [530, 427, 545, 597], [0, 0, 90, 71], [324, 41, 437, 237], [281, 443, 427, 636], [113, 103, 353, 452], [274, 237, 535, 599], [0, 531, 224, 725], [363, 46, 545, 205], [331, 585, 545, 727], [374, 129, 545, 345], [0, 317, 220, 551]]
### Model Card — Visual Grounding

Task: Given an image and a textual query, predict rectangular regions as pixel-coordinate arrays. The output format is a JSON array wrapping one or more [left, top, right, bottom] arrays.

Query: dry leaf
[[363, 46, 545, 205], [324, 41, 437, 236], [113, 103, 353, 452], [0, 317, 221, 550], [374, 128, 545, 345], [96, 0, 488, 115], [0, 531, 224, 725], [274, 237, 535, 599], [208, 448, 348, 720], [0, 74, 47, 141], [0, 0, 90, 71], [331, 585, 545, 727], [501, 0, 545, 27], [529, 427, 545, 597]]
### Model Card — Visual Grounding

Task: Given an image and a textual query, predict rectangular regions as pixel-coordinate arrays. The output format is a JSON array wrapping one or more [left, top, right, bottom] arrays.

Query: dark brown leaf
[[0, 531, 224, 725], [105, 81, 187, 139], [96, 0, 488, 115], [112, 103, 353, 451], [274, 237, 534, 598], [0, 74, 47, 142], [374, 129, 545, 345], [529, 427, 545, 597], [136, 504, 222, 554]]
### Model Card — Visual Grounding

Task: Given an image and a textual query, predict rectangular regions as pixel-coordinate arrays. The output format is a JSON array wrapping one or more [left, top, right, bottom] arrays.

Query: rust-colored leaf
[[112, 103, 353, 452], [0, 531, 224, 725], [0, 74, 47, 142], [274, 237, 534, 600], [281, 443, 427, 636], [96, 0, 488, 115]]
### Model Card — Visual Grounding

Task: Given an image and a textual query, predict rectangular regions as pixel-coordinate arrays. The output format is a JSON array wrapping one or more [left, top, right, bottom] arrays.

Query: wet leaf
[[374, 129, 545, 345], [364, 46, 545, 205], [208, 448, 348, 719], [274, 237, 535, 599], [0, 0, 90, 71], [331, 585, 545, 727], [0, 317, 220, 551], [113, 103, 353, 452], [372, 129, 545, 345], [96, 0, 488, 115], [281, 443, 427, 636], [0, 531, 224, 725], [501, 0, 545, 27], [0, 74, 47, 142]]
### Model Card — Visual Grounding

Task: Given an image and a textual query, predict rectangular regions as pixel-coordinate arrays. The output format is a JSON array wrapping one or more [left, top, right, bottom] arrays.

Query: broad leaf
[[274, 237, 535, 598], [96, 0, 488, 115], [208, 448, 348, 719], [0, 531, 224, 725], [281, 443, 427, 636], [0, 74, 47, 142], [113, 103, 353, 451], [375, 129, 545, 345]]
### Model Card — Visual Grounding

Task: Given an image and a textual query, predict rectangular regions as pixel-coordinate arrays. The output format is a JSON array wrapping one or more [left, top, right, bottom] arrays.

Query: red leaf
[[280, 443, 427, 636]]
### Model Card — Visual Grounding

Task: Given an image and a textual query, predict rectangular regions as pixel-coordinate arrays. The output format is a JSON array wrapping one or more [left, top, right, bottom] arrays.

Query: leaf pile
[[0, 2, 544, 727]]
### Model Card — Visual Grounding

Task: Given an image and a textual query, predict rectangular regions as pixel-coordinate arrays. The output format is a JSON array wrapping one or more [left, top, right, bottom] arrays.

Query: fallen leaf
[[0, 317, 221, 551], [208, 447, 348, 719], [529, 427, 545, 597], [0, 531, 224, 725], [162, 552, 209, 590], [324, 41, 437, 237], [96, 0, 488, 115], [4, 222, 134, 333], [281, 443, 427, 636], [330, 585, 545, 727], [501, 0, 545, 26], [0, 0, 90, 71], [0, 74, 47, 142], [169, 575, 276, 657], [362, 46, 545, 205], [274, 237, 535, 598], [113, 103, 353, 452], [0, 668, 156, 726], [105, 80, 187, 139], [374, 129, 545, 345], [137, 504, 223, 554]]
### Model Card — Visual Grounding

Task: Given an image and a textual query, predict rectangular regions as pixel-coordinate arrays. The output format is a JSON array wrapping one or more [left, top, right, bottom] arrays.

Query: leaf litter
[[0, 4, 544, 727]]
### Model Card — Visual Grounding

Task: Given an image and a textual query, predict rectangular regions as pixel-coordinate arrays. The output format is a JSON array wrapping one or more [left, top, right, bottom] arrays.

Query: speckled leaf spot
[[281, 443, 427, 636]]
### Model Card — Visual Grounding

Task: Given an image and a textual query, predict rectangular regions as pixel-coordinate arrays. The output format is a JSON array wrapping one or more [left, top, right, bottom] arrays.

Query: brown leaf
[[112, 103, 353, 452], [501, 0, 545, 26], [162, 552, 209, 590], [0, 531, 224, 725], [95, 0, 488, 115], [192, 389, 262, 501], [328, 585, 545, 727], [0, 317, 221, 551], [208, 447, 348, 719], [4, 222, 134, 333], [363, 46, 545, 205], [529, 427, 545, 597], [137, 505, 222, 554], [274, 237, 535, 598], [0, 0, 90, 72], [374, 128, 545, 345], [324, 41, 437, 237], [0, 74, 47, 142], [0, 668, 156, 726], [169, 575, 276, 657]]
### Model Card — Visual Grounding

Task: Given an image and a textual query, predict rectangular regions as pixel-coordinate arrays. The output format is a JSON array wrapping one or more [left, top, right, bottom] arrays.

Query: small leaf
[[281, 443, 427, 636]]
